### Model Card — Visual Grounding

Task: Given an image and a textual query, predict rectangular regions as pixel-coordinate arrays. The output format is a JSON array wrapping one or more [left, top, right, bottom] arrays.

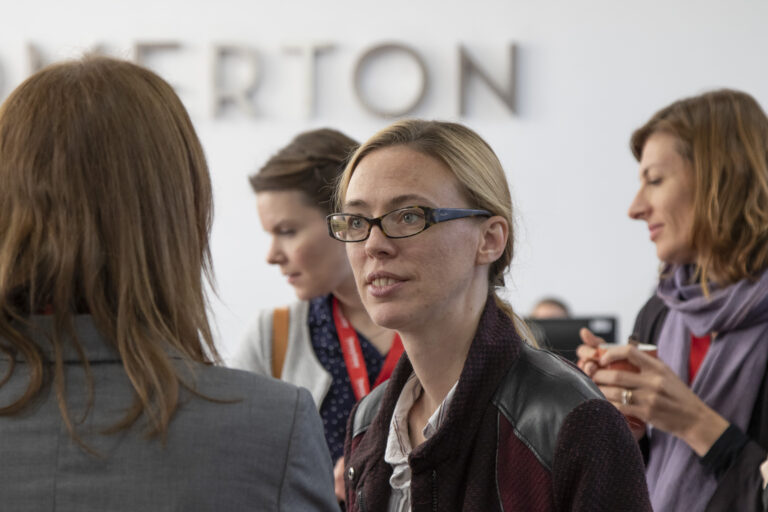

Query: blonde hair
[[0, 56, 216, 445], [631, 89, 768, 292], [336, 119, 535, 343]]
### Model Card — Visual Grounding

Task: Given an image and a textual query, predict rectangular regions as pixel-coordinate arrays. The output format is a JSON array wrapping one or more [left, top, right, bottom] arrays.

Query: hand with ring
[[577, 328, 730, 454]]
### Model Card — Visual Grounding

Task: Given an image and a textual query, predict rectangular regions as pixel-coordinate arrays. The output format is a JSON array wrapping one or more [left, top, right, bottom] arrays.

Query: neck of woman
[[400, 279, 490, 418]]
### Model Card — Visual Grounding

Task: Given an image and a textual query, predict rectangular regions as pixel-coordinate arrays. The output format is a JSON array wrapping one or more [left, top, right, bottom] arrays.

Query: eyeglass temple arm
[[429, 208, 492, 223]]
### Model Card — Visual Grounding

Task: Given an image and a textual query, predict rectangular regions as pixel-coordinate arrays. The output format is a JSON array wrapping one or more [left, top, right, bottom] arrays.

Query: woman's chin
[[293, 283, 332, 302], [367, 304, 410, 331]]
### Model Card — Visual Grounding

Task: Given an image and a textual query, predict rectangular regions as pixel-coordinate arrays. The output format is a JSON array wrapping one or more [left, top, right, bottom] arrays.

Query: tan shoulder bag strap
[[271, 307, 290, 379]]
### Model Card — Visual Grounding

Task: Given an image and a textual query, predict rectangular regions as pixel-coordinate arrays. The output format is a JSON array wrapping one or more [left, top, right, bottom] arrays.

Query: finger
[[333, 457, 346, 501], [602, 385, 641, 407], [624, 345, 665, 372], [576, 344, 597, 362], [596, 384, 624, 404], [760, 458, 768, 484], [600, 386, 649, 422], [576, 345, 599, 376], [581, 360, 599, 377], [579, 327, 604, 347], [592, 367, 648, 389], [598, 344, 634, 366], [333, 456, 345, 474]]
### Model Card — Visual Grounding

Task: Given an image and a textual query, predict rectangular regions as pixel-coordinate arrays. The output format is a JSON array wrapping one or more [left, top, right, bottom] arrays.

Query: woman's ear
[[476, 216, 508, 265]]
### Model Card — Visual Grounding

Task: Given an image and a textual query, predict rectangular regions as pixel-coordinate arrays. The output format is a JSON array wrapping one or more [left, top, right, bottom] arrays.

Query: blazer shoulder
[[192, 363, 303, 407], [492, 343, 604, 472]]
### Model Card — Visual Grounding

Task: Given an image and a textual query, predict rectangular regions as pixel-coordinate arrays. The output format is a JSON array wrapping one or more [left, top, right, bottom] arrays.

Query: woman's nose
[[266, 238, 285, 265], [628, 189, 649, 220], [364, 224, 397, 258]]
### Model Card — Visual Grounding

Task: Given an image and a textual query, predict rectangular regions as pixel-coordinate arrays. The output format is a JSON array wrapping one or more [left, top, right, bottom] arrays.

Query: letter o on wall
[[353, 43, 428, 118]]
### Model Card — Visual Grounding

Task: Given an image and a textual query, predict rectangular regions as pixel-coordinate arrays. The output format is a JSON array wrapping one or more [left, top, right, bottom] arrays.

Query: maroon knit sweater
[[343, 298, 651, 511]]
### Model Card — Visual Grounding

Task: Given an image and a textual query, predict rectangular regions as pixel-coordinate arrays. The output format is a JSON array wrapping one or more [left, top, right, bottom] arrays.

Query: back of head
[[631, 89, 768, 287], [250, 128, 358, 214], [0, 56, 215, 440], [531, 297, 571, 319]]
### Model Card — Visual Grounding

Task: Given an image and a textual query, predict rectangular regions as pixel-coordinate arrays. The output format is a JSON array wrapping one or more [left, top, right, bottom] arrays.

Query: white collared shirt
[[384, 374, 458, 512]]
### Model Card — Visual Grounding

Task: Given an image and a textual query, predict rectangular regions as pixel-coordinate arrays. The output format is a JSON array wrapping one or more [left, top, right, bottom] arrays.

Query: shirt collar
[[384, 373, 459, 469]]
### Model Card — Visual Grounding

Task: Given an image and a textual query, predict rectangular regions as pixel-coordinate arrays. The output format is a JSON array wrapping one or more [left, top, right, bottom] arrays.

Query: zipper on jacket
[[431, 470, 438, 512], [357, 488, 367, 512]]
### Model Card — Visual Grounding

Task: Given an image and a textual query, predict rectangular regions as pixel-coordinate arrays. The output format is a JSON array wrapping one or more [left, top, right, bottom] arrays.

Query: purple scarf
[[646, 265, 768, 511]]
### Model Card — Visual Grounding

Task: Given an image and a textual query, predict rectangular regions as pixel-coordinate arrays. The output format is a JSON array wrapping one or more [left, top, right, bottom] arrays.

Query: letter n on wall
[[459, 44, 516, 116]]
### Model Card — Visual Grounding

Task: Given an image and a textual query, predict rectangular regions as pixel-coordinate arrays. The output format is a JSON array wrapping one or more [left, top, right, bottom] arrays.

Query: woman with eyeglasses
[[330, 120, 650, 511], [231, 128, 402, 501]]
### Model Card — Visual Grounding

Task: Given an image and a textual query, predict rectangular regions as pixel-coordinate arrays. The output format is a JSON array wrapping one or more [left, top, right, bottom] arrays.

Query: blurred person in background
[[578, 89, 768, 512], [530, 296, 571, 319], [231, 128, 402, 502], [0, 56, 337, 511]]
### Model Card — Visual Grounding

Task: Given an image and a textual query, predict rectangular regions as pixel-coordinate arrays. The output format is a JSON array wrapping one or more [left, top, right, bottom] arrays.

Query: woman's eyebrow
[[342, 199, 368, 211], [343, 194, 432, 212]]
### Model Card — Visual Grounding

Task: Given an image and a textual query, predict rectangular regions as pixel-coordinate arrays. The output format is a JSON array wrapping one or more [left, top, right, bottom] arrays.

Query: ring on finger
[[621, 389, 633, 405]]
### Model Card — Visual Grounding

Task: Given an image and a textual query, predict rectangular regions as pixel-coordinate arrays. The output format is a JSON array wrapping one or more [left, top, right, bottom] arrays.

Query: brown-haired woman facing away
[[0, 56, 337, 511], [231, 128, 401, 501], [578, 89, 768, 512], [332, 119, 650, 511]]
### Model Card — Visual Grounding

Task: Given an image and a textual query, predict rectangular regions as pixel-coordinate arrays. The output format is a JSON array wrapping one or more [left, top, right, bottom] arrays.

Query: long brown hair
[[250, 128, 358, 214], [0, 56, 216, 444], [631, 89, 768, 292]]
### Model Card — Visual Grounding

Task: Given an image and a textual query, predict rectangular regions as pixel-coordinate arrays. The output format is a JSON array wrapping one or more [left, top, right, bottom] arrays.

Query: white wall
[[2, 0, 767, 357]]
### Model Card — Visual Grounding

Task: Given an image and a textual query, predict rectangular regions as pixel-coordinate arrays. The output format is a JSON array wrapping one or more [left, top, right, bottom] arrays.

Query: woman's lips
[[286, 273, 301, 285], [649, 223, 663, 241], [366, 273, 407, 298], [371, 277, 399, 287]]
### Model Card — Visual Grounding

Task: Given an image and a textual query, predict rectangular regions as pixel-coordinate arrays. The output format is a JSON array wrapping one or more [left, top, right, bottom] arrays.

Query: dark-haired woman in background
[[0, 57, 337, 511], [579, 89, 768, 511], [231, 129, 402, 500]]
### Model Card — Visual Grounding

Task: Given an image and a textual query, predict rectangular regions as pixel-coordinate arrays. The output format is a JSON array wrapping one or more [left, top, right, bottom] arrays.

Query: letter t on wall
[[283, 42, 334, 119]]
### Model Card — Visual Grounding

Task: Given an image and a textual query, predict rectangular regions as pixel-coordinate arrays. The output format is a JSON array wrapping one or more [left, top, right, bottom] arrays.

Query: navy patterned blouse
[[308, 294, 385, 461]]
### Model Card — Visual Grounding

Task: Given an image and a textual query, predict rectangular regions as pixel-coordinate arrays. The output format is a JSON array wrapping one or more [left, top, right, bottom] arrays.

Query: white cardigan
[[230, 300, 332, 408]]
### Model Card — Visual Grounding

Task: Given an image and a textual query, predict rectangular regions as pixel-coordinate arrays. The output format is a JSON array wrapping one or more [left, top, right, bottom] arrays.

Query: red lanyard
[[332, 297, 404, 401]]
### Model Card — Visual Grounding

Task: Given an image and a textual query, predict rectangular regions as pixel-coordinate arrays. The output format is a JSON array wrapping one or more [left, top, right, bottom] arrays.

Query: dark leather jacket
[[343, 298, 651, 512]]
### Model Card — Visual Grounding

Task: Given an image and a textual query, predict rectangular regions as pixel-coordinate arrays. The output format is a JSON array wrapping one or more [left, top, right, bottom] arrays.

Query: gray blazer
[[0, 315, 338, 512]]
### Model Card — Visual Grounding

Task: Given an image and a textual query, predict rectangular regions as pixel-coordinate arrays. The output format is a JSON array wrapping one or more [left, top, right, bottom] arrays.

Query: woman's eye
[[647, 178, 662, 186], [398, 210, 423, 224], [349, 217, 364, 230]]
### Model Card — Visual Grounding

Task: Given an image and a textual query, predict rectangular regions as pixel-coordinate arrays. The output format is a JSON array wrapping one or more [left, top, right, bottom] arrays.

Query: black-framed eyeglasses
[[326, 205, 492, 242]]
